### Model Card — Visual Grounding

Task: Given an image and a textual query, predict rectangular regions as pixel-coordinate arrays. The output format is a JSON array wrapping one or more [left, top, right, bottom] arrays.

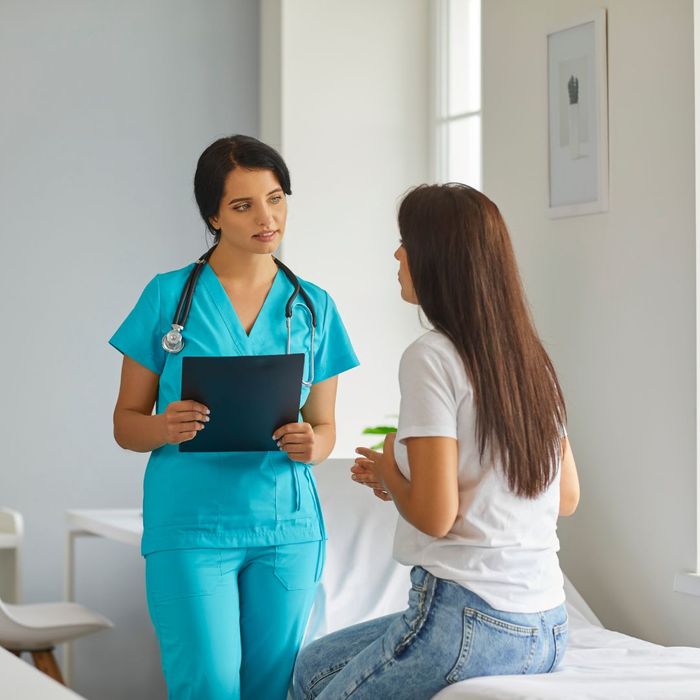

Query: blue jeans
[[292, 566, 568, 699]]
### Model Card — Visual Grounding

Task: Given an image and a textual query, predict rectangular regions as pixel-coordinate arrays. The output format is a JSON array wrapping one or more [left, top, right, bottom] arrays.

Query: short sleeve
[[396, 341, 457, 443], [109, 276, 166, 375], [312, 292, 359, 384]]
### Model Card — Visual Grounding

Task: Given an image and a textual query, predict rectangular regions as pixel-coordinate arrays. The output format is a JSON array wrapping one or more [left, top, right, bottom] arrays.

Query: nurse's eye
[[233, 203, 251, 212], [269, 195, 283, 204]]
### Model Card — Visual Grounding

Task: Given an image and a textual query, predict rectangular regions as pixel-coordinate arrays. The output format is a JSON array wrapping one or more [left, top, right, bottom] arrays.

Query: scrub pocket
[[273, 540, 325, 591], [146, 548, 222, 605], [446, 607, 540, 683]]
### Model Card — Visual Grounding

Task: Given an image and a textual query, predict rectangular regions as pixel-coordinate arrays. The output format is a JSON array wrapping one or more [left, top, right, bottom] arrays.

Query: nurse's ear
[[208, 215, 220, 231]]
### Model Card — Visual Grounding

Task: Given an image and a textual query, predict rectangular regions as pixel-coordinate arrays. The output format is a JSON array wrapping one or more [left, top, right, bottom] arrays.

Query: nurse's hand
[[273, 422, 316, 463], [161, 400, 210, 445]]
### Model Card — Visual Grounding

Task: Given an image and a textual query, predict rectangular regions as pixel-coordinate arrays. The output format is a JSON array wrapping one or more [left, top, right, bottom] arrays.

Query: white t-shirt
[[393, 331, 564, 613]]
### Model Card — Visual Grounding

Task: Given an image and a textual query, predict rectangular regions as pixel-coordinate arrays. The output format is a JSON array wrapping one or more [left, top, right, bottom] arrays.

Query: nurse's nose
[[256, 203, 275, 227]]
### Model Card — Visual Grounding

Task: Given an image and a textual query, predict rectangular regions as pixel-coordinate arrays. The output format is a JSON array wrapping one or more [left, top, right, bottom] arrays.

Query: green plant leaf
[[362, 426, 397, 435]]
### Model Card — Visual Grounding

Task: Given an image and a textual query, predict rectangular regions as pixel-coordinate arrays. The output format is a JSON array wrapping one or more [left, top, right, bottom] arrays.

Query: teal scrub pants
[[145, 541, 324, 700]]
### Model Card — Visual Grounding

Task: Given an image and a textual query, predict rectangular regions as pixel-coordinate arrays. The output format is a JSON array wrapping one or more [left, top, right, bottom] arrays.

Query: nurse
[[110, 135, 359, 700]]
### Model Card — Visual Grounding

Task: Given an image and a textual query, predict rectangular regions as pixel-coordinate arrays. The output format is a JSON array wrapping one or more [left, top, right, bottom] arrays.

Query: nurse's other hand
[[161, 400, 210, 445], [273, 422, 316, 463]]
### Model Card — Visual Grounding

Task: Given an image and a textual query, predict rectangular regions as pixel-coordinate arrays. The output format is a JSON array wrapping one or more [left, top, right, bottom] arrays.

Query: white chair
[[0, 507, 24, 604], [0, 508, 113, 686]]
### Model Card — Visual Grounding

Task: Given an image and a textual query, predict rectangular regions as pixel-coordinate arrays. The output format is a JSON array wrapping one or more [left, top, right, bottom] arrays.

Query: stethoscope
[[161, 246, 317, 387]]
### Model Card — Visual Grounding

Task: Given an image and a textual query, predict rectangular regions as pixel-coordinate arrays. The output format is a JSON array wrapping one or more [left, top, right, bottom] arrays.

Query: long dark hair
[[398, 183, 566, 498], [193, 135, 292, 240]]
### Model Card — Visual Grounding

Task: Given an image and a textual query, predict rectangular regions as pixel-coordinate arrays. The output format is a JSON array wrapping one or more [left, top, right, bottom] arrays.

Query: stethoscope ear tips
[[162, 324, 185, 353]]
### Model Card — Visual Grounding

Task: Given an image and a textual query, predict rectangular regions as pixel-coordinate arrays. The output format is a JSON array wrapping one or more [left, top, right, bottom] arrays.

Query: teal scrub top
[[110, 262, 359, 556]]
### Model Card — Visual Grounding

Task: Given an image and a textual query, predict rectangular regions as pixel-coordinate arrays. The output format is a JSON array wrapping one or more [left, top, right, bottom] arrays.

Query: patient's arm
[[559, 437, 580, 516], [381, 434, 459, 538]]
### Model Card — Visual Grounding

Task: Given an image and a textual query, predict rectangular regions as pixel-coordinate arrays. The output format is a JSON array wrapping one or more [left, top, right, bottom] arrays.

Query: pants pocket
[[446, 608, 540, 683], [548, 620, 569, 672], [273, 540, 325, 591], [146, 549, 222, 605]]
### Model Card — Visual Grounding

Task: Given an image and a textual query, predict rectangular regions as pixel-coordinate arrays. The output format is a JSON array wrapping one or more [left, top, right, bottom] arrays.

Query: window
[[432, 0, 482, 188]]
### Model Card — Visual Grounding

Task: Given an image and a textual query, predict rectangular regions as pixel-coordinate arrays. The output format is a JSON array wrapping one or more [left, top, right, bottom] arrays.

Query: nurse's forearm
[[114, 409, 167, 453], [311, 423, 336, 464]]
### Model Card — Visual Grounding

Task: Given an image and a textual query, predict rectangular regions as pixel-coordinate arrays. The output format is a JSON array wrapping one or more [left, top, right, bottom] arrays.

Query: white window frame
[[675, 0, 700, 598], [430, 0, 482, 186]]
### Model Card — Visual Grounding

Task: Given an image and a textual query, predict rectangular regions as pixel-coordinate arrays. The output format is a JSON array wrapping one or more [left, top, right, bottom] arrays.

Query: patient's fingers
[[351, 465, 376, 478], [355, 447, 380, 461], [352, 458, 374, 469], [373, 489, 392, 501], [350, 467, 381, 489], [351, 472, 380, 487], [351, 462, 375, 474]]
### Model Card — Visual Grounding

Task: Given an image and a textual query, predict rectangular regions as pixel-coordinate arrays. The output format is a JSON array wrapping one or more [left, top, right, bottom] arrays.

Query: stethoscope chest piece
[[162, 324, 185, 353], [160, 248, 317, 385]]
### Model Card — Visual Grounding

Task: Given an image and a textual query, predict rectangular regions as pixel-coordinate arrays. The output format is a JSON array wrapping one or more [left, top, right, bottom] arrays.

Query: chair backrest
[[0, 509, 23, 604]]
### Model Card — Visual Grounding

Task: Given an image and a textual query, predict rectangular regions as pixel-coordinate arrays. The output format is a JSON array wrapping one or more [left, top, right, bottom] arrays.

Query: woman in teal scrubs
[[110, 135, 358, 700]]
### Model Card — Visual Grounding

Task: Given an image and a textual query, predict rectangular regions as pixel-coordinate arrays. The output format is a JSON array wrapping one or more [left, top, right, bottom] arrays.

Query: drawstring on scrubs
[[287, 463, 327, 582], [291, 463, 301, 512], [303, 467, 327, 581]]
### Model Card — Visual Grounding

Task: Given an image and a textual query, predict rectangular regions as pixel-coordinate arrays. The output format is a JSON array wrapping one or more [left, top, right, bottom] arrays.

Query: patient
[[292, 184, 580, 699]]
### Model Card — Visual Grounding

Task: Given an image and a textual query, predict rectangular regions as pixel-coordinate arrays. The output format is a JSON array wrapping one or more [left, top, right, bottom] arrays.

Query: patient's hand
[[351, 458, 381, 488]]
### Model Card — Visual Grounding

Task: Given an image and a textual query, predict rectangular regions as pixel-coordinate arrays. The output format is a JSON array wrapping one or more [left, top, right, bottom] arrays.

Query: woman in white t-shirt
[[292, 184, 580, 699]]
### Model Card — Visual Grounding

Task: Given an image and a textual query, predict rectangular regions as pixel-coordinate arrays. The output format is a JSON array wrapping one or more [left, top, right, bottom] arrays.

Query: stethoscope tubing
[[162, 246, 317, 386]]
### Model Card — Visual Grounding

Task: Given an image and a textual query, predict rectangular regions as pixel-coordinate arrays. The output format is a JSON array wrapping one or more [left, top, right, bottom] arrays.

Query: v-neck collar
[[200, 263, 287, 355]]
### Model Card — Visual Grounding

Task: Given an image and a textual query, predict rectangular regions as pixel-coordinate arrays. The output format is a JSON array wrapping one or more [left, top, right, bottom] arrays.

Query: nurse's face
[[394, 244, 419, 304], [209, 167, 287, 255]]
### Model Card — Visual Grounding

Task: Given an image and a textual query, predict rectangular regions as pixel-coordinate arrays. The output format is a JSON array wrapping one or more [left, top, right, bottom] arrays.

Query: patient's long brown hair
[[398, 184, 566, 498]]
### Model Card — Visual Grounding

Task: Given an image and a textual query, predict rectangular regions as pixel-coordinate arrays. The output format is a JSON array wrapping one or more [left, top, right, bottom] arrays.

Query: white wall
[[483, 0, 700, 646], [0, 1, 259, 697], [261, 0, 432, 456]]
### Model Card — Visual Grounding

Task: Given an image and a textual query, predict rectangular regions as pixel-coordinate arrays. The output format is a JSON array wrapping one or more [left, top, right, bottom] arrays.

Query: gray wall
[[483, 0, 700, 646], [0, 1, 259, 697]]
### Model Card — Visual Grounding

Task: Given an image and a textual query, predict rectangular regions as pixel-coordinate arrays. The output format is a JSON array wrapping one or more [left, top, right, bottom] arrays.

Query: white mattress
[[308, 461, 700, 699]]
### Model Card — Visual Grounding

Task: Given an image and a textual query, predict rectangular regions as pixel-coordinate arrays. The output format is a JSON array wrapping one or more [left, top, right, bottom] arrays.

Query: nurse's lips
[[253, 230, 278, 242]]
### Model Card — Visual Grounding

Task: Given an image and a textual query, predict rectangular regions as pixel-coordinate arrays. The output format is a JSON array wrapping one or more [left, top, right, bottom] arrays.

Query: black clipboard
[[179, 354, 304, 453]]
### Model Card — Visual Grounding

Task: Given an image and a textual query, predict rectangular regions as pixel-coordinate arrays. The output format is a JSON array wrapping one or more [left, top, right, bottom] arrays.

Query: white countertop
[[66, 509, 142, 546], [0, 647, 85, 699]]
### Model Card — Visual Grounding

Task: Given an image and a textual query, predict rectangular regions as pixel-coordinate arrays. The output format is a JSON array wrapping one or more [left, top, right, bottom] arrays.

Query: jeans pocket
[[146, 549, 222, 605], [548, 620, 569, 672], [274, 540, 325, 591], [446, 608, 540, 683]]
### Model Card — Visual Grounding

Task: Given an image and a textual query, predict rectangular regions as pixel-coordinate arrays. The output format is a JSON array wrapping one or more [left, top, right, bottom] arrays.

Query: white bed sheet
[[434, 603, 700, 699], [309, 461, 700, 699]]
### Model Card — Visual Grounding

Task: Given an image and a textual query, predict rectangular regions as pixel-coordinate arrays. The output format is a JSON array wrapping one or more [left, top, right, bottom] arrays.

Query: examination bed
[[305, 460, 700, 700]]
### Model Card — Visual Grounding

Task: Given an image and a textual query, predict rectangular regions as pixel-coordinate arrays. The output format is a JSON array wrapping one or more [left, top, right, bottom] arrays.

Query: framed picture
[[547, 10, 608, 218]]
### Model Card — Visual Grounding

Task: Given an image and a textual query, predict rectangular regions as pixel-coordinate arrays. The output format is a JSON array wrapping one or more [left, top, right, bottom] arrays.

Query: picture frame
[[547, 10, 608, 218]]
